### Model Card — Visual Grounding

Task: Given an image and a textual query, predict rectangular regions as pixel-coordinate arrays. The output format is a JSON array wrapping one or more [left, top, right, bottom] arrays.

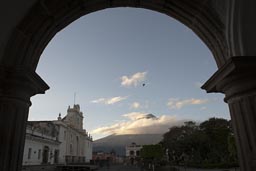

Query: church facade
[[125, 142, 142, 165], [22, 105, 93, 165]]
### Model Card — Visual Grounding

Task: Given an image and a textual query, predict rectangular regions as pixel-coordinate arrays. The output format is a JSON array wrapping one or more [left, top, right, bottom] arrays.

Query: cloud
[[130, 102, 140, 109], [91, 112, 185, 135], [107, 96, 128, 105], [167, 98, 209, 109], [91, 96, 128, 105], [91, 98, 105, 104], [121, 72, 147, 87], [130, 101, 150, 110], [123, 112, 146, 120]]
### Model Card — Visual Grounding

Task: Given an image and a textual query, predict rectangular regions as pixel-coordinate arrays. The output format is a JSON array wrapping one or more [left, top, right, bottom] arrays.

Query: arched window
[[70, 144, 73, 155], [130, 150, 134, 156], [76, 136, 79, 156]]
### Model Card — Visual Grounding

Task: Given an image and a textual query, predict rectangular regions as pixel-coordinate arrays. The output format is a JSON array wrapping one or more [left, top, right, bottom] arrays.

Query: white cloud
[[130, 101, 150, 109], [91, 98, 105, 104], [167, 98, 209, 109], [123, 112, 146, 120], [107, 96, 127, 105], [121, 72, 147, 87], [91, 96, 128, 105], [91, 112, 185, 135], [131, 102, 140, 109]]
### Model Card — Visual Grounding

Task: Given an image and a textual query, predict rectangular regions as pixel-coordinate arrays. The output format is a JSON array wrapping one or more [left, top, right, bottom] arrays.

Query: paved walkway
[[97, 164, 141, 171], [172, 166, 240, 171], [96, 165, 240, 171]]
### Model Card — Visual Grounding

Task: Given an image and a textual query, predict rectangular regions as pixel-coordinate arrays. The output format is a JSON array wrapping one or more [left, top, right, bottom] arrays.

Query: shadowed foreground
[[96, 165, 240, 171], [97, 165, 141, 171]]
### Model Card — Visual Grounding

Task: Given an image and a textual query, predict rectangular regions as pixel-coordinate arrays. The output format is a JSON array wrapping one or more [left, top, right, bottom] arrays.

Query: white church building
[[22, 104, 93, 165], [125, 142, 142, 162]]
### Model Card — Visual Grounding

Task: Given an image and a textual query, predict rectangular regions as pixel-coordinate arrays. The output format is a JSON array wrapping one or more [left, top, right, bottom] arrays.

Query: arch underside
[[2, 0, 228, 70]]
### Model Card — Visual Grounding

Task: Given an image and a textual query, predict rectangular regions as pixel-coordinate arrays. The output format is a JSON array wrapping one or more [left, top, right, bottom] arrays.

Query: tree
[[228, 134, 238, 163], [199, 118, 231, 163], [161, 118, 239, 168], [140, 144, 164, 160]]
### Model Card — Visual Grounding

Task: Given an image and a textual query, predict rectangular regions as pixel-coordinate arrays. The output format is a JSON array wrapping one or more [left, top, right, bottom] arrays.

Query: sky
[[29, 8, 230, 140]]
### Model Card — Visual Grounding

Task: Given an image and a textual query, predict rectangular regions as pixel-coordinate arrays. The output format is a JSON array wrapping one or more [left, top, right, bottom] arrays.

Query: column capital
[[0, 66, 49, 106], [202, 56, 256, 102]]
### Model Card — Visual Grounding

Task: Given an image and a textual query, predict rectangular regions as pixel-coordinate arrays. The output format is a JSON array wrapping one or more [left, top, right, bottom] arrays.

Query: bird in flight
[[142, 83, 146, 87]]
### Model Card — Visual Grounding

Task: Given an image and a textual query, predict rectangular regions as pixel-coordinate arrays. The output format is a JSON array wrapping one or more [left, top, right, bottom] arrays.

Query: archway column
[[202, 56, 256, 171], [0, 67, 49, 171]]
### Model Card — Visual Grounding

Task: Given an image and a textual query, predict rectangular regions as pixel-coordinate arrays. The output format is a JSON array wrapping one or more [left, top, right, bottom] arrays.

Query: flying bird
[[142, 83, 146, 87]]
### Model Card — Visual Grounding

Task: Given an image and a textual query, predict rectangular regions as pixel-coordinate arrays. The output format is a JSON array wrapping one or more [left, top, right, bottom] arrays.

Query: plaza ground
[[96, 164, 240, 171]]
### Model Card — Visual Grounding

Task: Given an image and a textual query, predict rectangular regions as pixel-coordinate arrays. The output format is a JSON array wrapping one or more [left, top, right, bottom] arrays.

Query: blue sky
[[29, 8, 230, 140]]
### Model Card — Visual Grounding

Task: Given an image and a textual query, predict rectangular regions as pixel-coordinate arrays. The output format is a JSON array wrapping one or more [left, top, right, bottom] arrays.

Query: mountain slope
[[93, 134, 163, 156]]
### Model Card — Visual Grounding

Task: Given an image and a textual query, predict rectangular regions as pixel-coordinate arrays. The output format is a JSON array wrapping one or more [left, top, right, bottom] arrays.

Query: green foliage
[[227, 134, 238, 162], [141, 144, 164, 159], [161, 118, 239, 168]]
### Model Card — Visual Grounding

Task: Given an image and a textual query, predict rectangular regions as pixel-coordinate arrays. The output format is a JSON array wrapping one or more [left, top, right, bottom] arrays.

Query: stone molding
[[202, 56, 256, 171], [0, 66, 49, 105], [202, 56, 256, 102], [26, 133, 61, 145]]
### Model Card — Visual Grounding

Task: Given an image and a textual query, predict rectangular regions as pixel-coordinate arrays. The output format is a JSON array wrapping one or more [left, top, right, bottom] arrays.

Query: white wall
[[57, 125, 67, 164], [23, 118, 93, 165], [85, 138, 93, 162], [125, 146, 142, 157], [22, 139, 58, 165], [56, 123, 93, 163]]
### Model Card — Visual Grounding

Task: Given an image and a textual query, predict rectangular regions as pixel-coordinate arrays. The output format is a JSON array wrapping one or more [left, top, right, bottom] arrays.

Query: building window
[[37, 149, 41, 159], [38, 149, 41, 159], [28, 148, 32, 159], [70, 144, 73, 155], [76, 136, 79, 156], [130, 150, 134, 156]]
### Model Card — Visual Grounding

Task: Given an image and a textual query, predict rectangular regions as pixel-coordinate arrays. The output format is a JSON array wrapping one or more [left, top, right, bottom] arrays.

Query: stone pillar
[[202, 56, 256, 171], [0, 67, 49, 171]]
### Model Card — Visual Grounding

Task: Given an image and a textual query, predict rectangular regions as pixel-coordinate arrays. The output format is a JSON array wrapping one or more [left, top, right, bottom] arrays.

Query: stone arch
[[1, 1, 256, 171], [2, 0, 228, 70]]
